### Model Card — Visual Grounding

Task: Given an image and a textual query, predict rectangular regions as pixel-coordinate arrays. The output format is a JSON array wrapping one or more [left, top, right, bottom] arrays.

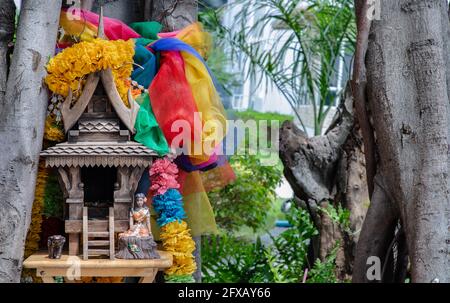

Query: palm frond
[[208, 0, 355, 135]]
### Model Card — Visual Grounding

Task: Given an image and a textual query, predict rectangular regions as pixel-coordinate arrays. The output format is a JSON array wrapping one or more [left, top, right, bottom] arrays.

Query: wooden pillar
[[114, 167, 132, 220], [57, 167, 84, 256]]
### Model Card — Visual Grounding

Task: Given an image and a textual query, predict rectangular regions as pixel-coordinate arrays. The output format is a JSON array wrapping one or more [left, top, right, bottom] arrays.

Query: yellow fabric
[[182, 171, 219, 236], [176, 23, 227, 163], [59, 11, 98, 42], [182, 53, 227, 163], [45, 39, 134, 106], [183, 191, 218, 236], [150, 191, 218, 239], [176, 23, 212, 59]]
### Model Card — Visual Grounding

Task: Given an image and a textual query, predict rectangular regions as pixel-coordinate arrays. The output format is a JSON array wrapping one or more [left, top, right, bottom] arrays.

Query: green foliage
[[208, 154, 283, 232], [319, 203, 351, 232], [165, 275, 196, 283], [208, 0, 355, 135], [43, 173, 64, 218], [202, 235, 274, 283], [230, 109, 293, 123], [269, 205, 319, 281], [202, 204, 342, 283], [307, 244, 339, 283]]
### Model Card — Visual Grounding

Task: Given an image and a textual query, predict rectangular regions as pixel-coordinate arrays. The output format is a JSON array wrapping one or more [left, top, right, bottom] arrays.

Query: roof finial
[[98, 5, 107, 39]]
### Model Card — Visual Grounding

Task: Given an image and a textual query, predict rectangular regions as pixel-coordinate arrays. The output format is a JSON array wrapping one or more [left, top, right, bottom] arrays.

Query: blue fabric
[[132, 43, 157, 88], [150, 38, 222, 90]]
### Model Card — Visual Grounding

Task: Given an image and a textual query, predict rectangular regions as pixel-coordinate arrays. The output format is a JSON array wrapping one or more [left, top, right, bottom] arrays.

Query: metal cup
[[47, 235, 66, 259]]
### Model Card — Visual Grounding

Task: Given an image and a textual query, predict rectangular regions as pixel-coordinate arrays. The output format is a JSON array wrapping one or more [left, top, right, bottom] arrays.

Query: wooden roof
[[41, 142, 157, 168], [61, 70, 140, 134]]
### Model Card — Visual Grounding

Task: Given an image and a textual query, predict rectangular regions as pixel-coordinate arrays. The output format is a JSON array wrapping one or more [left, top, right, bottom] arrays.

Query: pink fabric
[[158, 31, 180, 38], [62, 8, 141, 40]]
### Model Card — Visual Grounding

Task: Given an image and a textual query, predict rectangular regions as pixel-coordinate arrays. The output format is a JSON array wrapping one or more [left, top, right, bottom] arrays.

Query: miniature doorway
[[81, 166, 117, 218]]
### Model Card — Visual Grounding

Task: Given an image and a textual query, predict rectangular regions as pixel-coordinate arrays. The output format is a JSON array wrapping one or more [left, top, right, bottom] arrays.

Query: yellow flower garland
[[22, 161, 48, 282], [24, 162, 47, 258], [45, 39, 134, 105], [44, 115, 65, 142], [160, 221, 197, 276]]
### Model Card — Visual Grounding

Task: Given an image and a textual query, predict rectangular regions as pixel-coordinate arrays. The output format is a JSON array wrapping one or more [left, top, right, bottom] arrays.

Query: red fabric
[[149, 51, 202, 148]]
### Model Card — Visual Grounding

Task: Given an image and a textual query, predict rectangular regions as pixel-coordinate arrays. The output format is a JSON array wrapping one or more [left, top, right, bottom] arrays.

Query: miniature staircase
[[83, 207, 115, 260]]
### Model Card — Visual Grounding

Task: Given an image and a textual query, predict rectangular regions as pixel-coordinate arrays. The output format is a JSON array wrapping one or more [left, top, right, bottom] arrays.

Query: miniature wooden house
[[40, 70, 156, 260]]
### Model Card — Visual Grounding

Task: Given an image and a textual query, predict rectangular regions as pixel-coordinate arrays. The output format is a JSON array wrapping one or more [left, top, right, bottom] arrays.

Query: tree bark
[[91, 0, 145, 24], [352, 179, 398, 282], [0, 0, 61, 282], [144, 0, 198, 32], [279, 84, 369, 279], [353, 0, 450, 282], [0, 0, 15, 106]]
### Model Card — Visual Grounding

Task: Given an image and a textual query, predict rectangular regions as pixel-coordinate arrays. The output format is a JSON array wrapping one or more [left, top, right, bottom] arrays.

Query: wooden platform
[[23, 251, 172, 283]]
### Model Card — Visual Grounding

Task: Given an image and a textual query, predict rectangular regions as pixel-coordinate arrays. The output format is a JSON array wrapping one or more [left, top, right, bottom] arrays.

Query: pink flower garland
[[149, 158, 180, 196]]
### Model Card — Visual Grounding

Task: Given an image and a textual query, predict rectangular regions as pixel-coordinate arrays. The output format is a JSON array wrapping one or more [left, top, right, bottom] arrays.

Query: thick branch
[[351, 0, 376, 196], [352, 179, 398, 283], [279, 84, 355, 204]]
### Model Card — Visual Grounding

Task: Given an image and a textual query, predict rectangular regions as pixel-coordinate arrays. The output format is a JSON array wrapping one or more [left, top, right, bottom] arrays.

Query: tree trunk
[[91, 0, 145, 24], [279, 84, 369, 279], [144, 0, 198, 32], [0, 0, 61, 282], [0, 0, 15, 106], [353, 0, 450, 282]]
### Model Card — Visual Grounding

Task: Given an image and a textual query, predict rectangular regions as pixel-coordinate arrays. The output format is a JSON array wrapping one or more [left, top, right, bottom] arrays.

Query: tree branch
[[351, 0, 376, 196], [352, 178, 398, 282]]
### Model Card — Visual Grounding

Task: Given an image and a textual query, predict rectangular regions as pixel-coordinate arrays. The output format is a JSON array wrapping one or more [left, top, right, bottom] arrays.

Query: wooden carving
[[101, 68, 140, 134], [61, 73, 100, 133]]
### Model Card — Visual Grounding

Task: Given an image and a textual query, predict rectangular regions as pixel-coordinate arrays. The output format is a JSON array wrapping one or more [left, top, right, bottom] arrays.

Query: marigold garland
[[45, 38, 135, 105], [24, 162, 48, 257], [160, 221, 197, 276], [22, 161, 48, 282], [44, 115, 65, 143]]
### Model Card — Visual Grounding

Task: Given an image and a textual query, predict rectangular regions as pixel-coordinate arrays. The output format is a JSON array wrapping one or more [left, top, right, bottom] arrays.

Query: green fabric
[[134, 93, 169, 156], [130, 21, 162, 40]]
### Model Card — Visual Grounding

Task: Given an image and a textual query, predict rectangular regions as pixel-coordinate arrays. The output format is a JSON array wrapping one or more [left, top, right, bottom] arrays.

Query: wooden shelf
[[23, 251, 172, 283]]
